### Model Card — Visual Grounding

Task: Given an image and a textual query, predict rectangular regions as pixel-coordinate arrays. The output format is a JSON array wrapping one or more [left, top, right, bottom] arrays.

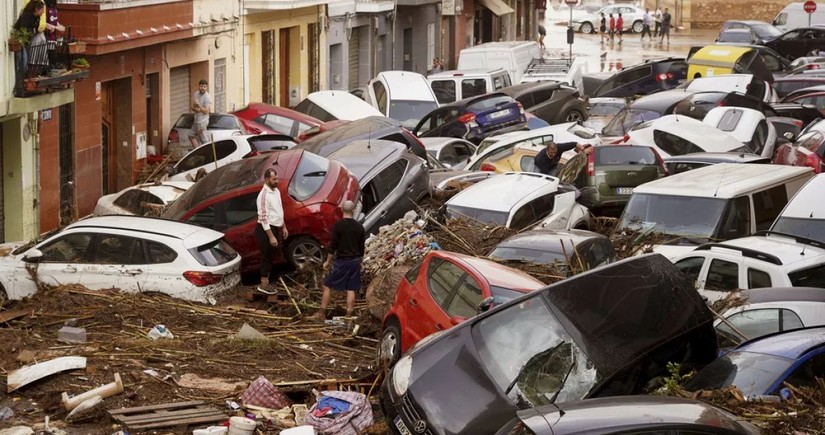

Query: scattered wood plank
[[0, 309, 31, 325], [108, 400, 226, 430]]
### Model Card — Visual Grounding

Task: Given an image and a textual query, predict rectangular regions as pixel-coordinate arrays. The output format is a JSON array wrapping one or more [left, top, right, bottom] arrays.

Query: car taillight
[[808, 64, 821, 70], [806, 153, 823, 173], [616, 134, 630, 144], [168, 130, 179, 144], [792, 119, 804, 127], [651, 147, 669, 175], [458, 113, 476, 124], [655, 72, 674, 82], [480, 162, 496, 172], [586, 152, 595, 176], [183, 271, 223, 286]]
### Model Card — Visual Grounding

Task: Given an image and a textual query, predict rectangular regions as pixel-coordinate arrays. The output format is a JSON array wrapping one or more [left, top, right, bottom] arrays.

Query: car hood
[[403, 254, 717, 434], [652, 244, 697, 260]]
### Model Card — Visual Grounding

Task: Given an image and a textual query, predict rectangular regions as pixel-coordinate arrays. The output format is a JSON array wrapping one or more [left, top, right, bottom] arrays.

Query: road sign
[[804, 1, 816, 13], [565, 0, 578, 6]]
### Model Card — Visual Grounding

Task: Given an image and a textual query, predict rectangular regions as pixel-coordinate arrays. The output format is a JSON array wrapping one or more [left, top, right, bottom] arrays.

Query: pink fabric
[[241, 376, 291, 409], [304, 391, 373, 435]]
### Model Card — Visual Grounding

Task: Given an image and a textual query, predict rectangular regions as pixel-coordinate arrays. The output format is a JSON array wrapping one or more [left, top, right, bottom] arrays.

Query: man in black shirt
[[311, 200, 365, 320], [533, 137, 592, 176]]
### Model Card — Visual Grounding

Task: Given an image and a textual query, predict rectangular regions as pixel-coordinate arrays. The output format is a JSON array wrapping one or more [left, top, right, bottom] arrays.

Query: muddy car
[[380, 254, 718, 435]]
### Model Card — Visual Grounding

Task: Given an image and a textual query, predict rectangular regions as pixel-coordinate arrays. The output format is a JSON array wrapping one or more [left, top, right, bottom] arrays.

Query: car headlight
[[392, 355, 413, 396]]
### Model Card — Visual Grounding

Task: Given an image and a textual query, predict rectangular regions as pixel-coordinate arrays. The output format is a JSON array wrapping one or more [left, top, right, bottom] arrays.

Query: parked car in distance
[[428, 69, 513, 104], [326, 140, 429, 235], [773, 125, 825, 172], [167, 134, 297, 182], [621, 115, 748, 158], [495, 396, 761, 435], [294, 116, 428, 161], [772, 173, 825, 242], [500, 81, 587, 125], [93, 181, 194, 217], [167, 113, 247, 147], [445, 172, 590, 230], [772, 77, 825, 98], [780, 85, 825, 115], [583, 97, 626, 132], [366, 71, 439, 129], [721, 20, 783, 44], [765, 27, 825, 60], [413, 93, 527, 145], [664, 151, 770, 174], [592, 58, 688, 98], [231, 103, 322, 137], [421, 137, 476, 169], [378, 250, 544, 365], [162, 150, 360, 275], [685, 326, 825, 399], [572, 4, 646, 33], [702, 106, 777, 157], [600, 89, 691, 141], [557, 145, 667, 215], [380, 254, 718, 435], [488, 229, 617, 275], [457, 41, 542, 84], [293, 90, 384, 122], [0, 216, 241, 303], [717, 28, 761, 44]]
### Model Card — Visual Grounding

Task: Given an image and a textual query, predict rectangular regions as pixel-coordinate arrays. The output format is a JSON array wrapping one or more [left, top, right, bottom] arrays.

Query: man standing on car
[[311, 200, 365, 321], [190, 79, 212, 147], [255, 168, 288, 295], [533, 137, 593, 177]]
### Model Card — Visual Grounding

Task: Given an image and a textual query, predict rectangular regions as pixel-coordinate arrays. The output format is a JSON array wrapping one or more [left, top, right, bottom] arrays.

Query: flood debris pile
[[362, 211, 436, 284]]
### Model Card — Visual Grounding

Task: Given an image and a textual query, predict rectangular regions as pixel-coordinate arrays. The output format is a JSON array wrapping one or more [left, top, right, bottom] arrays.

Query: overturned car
[[380, 254, 718, 435]]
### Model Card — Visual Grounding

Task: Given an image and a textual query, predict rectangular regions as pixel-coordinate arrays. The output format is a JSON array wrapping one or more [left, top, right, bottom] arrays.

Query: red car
[[379, 251, 544, 365], [232, 103, 322, 138], [162, 149, 360, 275], [773, 128, 825, 173]]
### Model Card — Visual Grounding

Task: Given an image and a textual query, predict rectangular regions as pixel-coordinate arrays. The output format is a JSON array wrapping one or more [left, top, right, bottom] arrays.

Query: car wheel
[[379, 320, 402, 368], [564, 109, 584, 124], [580, 22, 594, 34], [286, 236, 324, 269], [0, 284, 7, 308], [632, 20, 643, 33]]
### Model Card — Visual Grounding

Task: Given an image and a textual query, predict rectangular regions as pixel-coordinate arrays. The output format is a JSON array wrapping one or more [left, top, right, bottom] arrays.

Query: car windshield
[[489, 246, 570, 268], [752, 24, 782, 39], [473, 295, 598, 407], [789, 263, 825, 287], [288, 152, 330, 201], [388, 100, 438, 129], [618, 193, 728, 241], [589, 102, 626, 117], [446, 204, 510, 226], [719, 31, 754, 43], [602, 109, 662, 136], [188, 238, 239, 266], [684, 351, 792, 397], [772, 217, 825, 244]]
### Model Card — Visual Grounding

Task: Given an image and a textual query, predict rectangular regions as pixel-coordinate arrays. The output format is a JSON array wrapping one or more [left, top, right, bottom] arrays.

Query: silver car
[[572, 4, 646, 34]]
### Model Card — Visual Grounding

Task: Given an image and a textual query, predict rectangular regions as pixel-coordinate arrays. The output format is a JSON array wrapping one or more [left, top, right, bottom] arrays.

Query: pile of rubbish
[[362, 211, 438, 284]]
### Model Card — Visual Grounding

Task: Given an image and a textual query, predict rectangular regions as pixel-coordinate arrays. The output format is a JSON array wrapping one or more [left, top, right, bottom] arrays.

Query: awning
[[479, 0, 514, 16]]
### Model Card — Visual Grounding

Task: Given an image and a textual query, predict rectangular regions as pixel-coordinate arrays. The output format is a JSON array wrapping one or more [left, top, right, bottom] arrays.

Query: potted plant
[[71, 57, 90, 70], [8, 28, 31, 52], [68, 40, 86, 54]]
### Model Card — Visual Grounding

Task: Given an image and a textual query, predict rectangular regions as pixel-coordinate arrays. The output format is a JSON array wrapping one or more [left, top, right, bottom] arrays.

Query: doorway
[[403, 28, 413, 71], [100, 78, 133, 195], [145, 73, 160, 153], [59, 104, 75, 226], [262, 30, 275, 105], [279, 28, 290, 107]]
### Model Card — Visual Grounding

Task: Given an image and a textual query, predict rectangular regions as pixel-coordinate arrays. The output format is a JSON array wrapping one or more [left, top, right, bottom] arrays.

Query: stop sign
[[804, 1, 817, 13]]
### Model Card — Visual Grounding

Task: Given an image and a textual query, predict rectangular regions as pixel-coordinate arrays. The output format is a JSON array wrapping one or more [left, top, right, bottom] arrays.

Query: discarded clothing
[[305, 391, 373, 435], [310, 396, 352, 417], [241, 376, 291, 410]]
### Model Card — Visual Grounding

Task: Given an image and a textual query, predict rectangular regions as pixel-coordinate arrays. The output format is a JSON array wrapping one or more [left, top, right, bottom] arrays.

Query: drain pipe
[[390, 3, 397, 70]]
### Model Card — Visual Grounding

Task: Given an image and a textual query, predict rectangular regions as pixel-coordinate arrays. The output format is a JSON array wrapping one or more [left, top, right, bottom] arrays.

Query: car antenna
[[712, 164, 728, 198]]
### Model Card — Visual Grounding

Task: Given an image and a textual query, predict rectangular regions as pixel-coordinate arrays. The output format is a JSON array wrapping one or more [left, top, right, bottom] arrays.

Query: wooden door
[[279, 28, 290, 107]]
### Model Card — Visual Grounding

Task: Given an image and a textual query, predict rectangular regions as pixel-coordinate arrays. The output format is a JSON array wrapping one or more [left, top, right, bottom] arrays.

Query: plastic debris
[[0, 407, 13, 420], [146, 325, 173, 340]]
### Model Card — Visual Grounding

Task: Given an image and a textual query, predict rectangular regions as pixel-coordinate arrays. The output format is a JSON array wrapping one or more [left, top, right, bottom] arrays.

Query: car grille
[[400, 394, 434, 435]]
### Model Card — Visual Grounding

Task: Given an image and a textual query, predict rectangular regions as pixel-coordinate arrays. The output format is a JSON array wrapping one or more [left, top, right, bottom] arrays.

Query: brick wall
[[688, 0, 787, 29], [39, 110, 60, 232]]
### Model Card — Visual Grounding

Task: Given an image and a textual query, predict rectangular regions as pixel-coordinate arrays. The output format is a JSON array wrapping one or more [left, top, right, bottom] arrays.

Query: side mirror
[[477, 296, 495, 314], [23, 249, 43, 263], [449, 316, 467, 326]]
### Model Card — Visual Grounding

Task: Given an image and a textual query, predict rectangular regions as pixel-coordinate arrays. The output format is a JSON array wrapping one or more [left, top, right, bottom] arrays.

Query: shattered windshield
[[602, 109, 663, 137], [473, 295, 598, 408]]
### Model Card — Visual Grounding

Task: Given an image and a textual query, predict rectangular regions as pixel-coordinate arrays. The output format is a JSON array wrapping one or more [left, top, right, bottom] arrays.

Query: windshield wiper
[[546, 356, 577, 404], [302, 171, 327, 177], [504, 341, 566, 397]]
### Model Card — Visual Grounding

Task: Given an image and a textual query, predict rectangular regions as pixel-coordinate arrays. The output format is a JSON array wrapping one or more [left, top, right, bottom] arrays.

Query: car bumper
[[380, 379, 438, 435]]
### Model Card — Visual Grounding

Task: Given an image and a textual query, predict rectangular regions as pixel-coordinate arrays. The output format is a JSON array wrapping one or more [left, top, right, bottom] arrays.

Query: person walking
[[641, 9, 653, 40], [533, 137, 593, 177], [190, 79, 212, 147], [654, 7, 663, 37], [660, 8, 672, 44], [429, 57, 444, 75], [608, 13, 615, 42], [616, 13, 624, 44], [538, 24, 547, 51], [599, 13, 607, 44], [255, 168, 288, 295], [311, 200, 365, 321]]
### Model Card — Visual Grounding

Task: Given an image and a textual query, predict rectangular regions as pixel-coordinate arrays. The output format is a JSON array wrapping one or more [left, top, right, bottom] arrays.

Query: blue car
[[686, 326, 825, 399], [412, 93, 527, 144]]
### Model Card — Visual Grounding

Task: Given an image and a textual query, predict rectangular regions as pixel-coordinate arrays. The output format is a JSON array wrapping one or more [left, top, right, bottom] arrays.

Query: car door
[[443, 273, 484, 323], [407, 257, 467, 344], [771, 30, 802, 58], [80, 233, 149, 292], [363, 160, 408, 232], [142, 239, 185, 294], [28, 232, 95, 288], [674, 255, 708, 289]]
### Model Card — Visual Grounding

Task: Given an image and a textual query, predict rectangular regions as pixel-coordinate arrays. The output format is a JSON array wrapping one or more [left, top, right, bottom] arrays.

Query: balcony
[[11, 36, 89, 100]]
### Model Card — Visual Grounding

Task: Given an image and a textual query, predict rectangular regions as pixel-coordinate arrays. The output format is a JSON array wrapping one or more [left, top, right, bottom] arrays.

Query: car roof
[[495, 229, 606, 252], [296, 116, 404, 154], [780, 174, 825, 219], [433, 251, 545, 290], [327, 139, 406, 181], [735, 287, 825, 304], [734, 325, 825, 359], [629, 89, 692, 110], [447, 172, 558, 212], [66, 216, 224, 248], [305, 91, 384, 119], [663, 152, 767, 163], [634, 163, 811, 198], [131, 181, 194, 203], [460, 40, 538, 51], [428, 69, 508, 78], [707, 233, 825, 267], [374, 71, 433, 101]]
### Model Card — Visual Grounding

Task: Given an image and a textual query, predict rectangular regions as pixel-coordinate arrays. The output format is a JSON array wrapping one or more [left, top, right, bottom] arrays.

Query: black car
[[293, 116, 427, 161], [600, 89, 691, 139], [488, 229, 617, 276], [500, 82, 588, 125], [413, 93, 527, 145], [380, 254, 718, 435], [720, 20, 783, 44], [591, 58, 688, 98], [765, 27, 825, 60], [672, 91, 776, 120], [495, 396, 761, 435]]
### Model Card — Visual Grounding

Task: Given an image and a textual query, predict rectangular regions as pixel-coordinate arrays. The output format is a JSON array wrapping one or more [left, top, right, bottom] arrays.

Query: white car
[[93, 181, 194, 216], [294, 90, 384, 122], [421, 137, 477, 169], [571, 4, 647, 34], [679, 74, 777, 103], [366, 71, 440, 129], [0, 216, 241, 303], [168, 134, 296, 182], [702, 106, 777, 158], [444, 172, 590, 231], [671, 232, 825, 303], [467, 123, 602, 171], [622, 115, 748, 158], [772, 173, 825, 242]]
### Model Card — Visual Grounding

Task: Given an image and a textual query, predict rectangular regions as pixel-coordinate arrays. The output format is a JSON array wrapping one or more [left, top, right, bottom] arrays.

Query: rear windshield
[[602, 109, 662, 137], [175, 140, 238, 172], [789, 263, 825, 287], [752, 23, 782, 39], [653, 130, 705, 155], [446, 204, 509, 226], [718, 31, 753, 43], [596, 147, 657, 165], [288, 152, 330, 201], [589, 102, 626, 117], [189, 238, 238, 266], [467, 95, 514, 112], [250, 137, 295, 152], [490, 285, 531, 305], [618, 193, 729, 241], [772, 217, 825, 243], [489, 246, 569, 267]]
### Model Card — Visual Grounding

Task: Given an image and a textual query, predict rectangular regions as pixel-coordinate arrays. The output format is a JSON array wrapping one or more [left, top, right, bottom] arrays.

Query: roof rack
[[755, 230, 825, 250], [524, 58, 573, 75], [695, 243, 783, 266]]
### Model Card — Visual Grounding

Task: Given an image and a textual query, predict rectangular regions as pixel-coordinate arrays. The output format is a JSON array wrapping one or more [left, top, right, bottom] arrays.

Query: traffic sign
[[565, 0, 578, 6], [804, 1, 816, 13]]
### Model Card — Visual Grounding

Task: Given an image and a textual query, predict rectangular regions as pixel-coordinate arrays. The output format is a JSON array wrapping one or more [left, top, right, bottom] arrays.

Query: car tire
[[632, 20, 643, 33], [563, 109, 585, 124], [0, 284, 7, 308], [286, 236, 324, 269], [580, 22, 594, 34], [379, 320, 402, 368]]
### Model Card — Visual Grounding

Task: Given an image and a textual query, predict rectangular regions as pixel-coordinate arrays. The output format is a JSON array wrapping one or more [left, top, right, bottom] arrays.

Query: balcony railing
[[13, 32, 90, 97]]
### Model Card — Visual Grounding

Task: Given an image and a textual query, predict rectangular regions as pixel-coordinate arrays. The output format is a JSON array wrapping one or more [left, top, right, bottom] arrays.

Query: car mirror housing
[[23, 249, 43, 263], [477, 296, 495, 314]]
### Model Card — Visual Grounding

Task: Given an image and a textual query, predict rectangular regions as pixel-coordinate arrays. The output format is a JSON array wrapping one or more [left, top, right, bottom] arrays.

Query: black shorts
[[323, 257, 362, 291], [600, 25, 606, 32]]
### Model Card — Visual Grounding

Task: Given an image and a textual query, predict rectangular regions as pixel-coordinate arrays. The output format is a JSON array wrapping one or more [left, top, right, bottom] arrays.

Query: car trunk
[[599, 164, 661, 195]]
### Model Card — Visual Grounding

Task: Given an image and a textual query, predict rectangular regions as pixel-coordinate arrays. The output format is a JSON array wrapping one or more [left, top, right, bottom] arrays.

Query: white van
[[616, 163, 814, 258], [427, 69, 512, 104], [457, 41, 542, 84], [366, 71, 439, 129], [293, 91, 384, 122], [771, 173, 825, 242], [773, 3, 825, 31]]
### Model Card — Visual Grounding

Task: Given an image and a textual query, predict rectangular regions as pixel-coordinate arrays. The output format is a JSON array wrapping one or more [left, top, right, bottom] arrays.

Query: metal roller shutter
[[170, 66, 191, 123], [348, 27, 360, 90]]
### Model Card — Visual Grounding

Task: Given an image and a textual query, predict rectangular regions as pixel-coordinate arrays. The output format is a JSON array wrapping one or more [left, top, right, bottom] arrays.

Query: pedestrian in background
[[538, 24, 547, 51], [430, 57, 444, 75], [533, 136, 593, 177], [608, 13, 615, 41], [660, 8, 672, 44], [641, 9, 653, 40], [654, 7, 663, 37], [600, 13, 607, 44], [190, 79, 212, 147], [616, 13, 624, 44], [255, 168, 288, 295], [311, 200, 365, 321]]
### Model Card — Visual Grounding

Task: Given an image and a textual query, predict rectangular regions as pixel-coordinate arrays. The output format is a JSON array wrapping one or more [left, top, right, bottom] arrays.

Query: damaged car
[[380, 254, 719, 435], [488, 229, 617, 276], [93, 181, 194, 217]]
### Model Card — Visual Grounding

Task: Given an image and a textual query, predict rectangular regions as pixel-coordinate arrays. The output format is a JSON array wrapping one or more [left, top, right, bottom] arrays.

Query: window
[[373, 81, 388, 114], [581, 239, 617, 270], [510, 193, 557, 230], [146, 241, 178, 264], [789, 264, 825, 287], [224, 193, 258, 226], [405, 259, 423, 284], [187, 206, 218, 230], [93, 235, 146, 264], [705, 259, 739, 291], [113, 190, 164, 215], [674, 256, 705, 286], [653, 130, 704, 156], [718, 196, 751, 239], [716, 109, 743, 132], [784, 353, 825, 391], [361, 160, 406, 216], [189, 238, 238, 266], [175, 140, 237, 172], [760, 53, 782, 71], [294, 100, 334, 122], [557, 153, 586, 186], [752, 185, 788, 231], [533, 89, 553, 102], [431, 80, 456, 104], [213, 58, 226, 113], [520, 155, 537, 172], [749, 120, 769, 154], [747, 79, 767, 101], [747, 268, 772, 288], [447, 275, 482, 318], [289, 152, 330, 201], [595, 146, 655, 165], [492, 75, 507, 90], [516, 95, 534, 108], [40, 233, 93, 263], [462, 78, 487, 99], [716, 308, 804, 342], [256, 114, 296, 135], [615, 66, 652, 87], [427, 258, 464, 307], [249, 136, 296, 152]]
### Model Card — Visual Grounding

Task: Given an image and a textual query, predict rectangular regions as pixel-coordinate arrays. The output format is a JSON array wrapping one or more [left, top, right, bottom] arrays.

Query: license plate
[[394, 416, 412, 435], [616, 187, 634, 195], [489, 109, 511, 119]]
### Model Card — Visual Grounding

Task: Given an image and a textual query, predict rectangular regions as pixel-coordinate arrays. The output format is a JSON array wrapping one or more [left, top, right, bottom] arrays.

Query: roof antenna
[[712, 164, 729, 198]]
